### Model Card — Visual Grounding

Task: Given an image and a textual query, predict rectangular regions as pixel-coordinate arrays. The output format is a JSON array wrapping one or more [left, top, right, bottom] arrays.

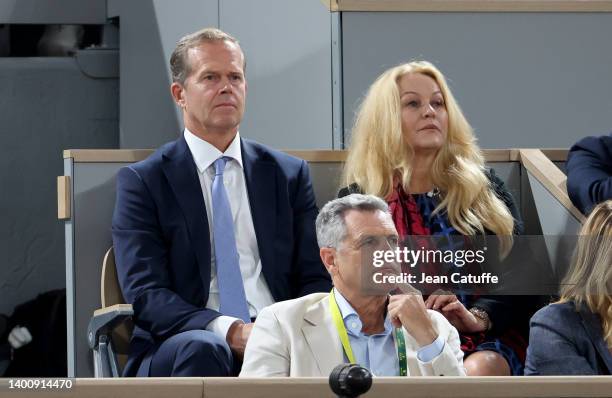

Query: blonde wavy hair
[[342, 60, 514, 237], [559, 200, 612, 348]]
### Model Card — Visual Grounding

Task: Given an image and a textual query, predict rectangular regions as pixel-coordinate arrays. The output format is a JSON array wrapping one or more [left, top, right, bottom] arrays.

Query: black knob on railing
[[329, 364, 373, 398]]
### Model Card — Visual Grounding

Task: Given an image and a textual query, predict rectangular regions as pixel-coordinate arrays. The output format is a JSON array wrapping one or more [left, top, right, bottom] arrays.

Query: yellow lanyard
[[328, 290, 408, 376], [329, 289, 357, 363]]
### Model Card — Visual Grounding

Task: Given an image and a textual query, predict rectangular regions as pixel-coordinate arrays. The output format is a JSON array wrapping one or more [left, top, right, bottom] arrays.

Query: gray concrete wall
[[110, 6, 612, 151], [111, 0, 333, 150], [0, 0, 106, 24], [0, 58, 118, 316], [221, 0, 333, 149], [341, 12, 612, 148], [108, 0, 218, 149]]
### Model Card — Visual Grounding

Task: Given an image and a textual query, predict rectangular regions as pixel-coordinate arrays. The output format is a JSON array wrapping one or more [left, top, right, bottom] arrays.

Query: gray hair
[[315, 194, 390, 249], [170, 27, 244, 85]]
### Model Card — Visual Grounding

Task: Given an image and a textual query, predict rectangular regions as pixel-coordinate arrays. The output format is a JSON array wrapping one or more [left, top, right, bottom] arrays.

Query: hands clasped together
[[424, 291, 488, 333]]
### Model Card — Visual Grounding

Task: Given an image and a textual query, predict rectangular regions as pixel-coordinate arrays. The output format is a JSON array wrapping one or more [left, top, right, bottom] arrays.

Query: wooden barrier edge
[[64, 149, 568, 163], [519, 149, 585, 223], [57, 176, 71, 220]]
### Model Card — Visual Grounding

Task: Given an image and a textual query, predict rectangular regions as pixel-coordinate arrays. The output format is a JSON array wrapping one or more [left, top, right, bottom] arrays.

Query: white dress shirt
[[184, 128, 275, 339]]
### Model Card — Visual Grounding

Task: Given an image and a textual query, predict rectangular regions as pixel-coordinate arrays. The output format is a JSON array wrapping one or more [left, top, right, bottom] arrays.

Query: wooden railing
[[2, 376, 611, 398], [519, 149, 585, 223], [63, 149, 568, 163]]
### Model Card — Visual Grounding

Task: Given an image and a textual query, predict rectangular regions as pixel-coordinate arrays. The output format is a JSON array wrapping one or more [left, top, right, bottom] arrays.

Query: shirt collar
[[183, 128, 243, 173], [333, 288, 393, 336]]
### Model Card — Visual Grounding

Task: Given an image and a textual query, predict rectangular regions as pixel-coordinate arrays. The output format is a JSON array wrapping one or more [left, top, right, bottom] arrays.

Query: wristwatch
[[469, 307, 492, 331]]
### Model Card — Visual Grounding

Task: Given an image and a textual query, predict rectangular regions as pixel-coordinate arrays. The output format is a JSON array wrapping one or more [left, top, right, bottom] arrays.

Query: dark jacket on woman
[[525, 301, 612, 375]]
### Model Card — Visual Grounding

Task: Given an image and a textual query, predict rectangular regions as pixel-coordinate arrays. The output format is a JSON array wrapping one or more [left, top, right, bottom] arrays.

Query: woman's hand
[[425, 291, 488, 333]]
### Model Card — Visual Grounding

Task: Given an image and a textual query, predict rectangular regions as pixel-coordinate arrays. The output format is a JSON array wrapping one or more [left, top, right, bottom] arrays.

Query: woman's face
[[398, 73, 448, 155]]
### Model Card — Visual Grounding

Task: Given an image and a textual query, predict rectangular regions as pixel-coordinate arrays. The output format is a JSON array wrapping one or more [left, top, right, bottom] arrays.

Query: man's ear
[[320, 247, 337, 275], [170, 82, 185, 109]]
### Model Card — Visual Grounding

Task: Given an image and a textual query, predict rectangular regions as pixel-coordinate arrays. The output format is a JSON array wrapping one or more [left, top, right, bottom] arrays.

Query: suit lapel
[[579, 307, 612, 374], [241, 139, 278, 293], [161, 135, 212, 293], [302, 296, 343, 376]]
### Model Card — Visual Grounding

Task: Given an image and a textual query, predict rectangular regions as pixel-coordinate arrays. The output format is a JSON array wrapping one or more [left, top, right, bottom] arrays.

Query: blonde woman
[[525, 200, 612, 375], [339, 61, 532, 376]]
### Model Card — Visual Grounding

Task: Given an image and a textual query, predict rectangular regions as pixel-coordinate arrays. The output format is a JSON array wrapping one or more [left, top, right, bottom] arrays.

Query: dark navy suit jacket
[[566, 133, 612, 215], [525, 301, 612, 375], [111, 135, 332, 376]]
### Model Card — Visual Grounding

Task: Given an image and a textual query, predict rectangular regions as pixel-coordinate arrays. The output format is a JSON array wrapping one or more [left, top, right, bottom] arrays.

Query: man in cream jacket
[[240, 194, 465, 377]]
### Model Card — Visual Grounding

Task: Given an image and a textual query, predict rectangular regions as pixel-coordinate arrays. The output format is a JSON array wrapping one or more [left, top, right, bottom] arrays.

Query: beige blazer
[[240, 293, 466, 377]]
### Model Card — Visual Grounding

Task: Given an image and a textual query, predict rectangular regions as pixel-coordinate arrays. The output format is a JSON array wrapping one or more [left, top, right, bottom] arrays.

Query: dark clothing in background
[[2, 289, 67, 377], [566, 133, 612, 215]]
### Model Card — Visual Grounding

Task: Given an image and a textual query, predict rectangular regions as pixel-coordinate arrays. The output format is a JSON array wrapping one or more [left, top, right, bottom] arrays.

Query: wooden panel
[[484, 149, 511, 162], [63, 149, 541, 163], [204, 377, 612, 398], [285, 150, 347, 162], [57, 176, 71, 220], [92, 304, 133, 317], [1, 377, 612, 398], [541, 148, 569, 162], [321, 0, 339, 11], [519, 149, 585, 222], [63, 149, 155, 163], [101, 247, 124, 308], [0, 378, 203, 398], [322, 0, 612, 12]]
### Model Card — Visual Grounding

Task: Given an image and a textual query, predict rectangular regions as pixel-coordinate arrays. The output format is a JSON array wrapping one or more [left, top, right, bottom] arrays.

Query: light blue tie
[[212, 156, 250, 322]]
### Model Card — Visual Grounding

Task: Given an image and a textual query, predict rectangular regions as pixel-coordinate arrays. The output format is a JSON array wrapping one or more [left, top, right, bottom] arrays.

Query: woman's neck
[[409, 152, 436, 194]]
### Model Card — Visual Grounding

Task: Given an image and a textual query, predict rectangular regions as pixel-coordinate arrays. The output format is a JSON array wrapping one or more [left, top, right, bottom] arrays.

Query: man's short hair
[[170, 27, 244, 85], [315, 194, 390, 249]]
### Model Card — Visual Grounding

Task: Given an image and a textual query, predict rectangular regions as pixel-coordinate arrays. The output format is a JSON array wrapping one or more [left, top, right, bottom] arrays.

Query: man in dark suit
[[566, 133, 612, 215], [112, 27, 331, 377]]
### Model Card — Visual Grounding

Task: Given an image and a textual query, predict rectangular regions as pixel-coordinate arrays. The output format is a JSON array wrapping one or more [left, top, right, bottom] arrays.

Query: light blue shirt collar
[[332, 288, 393, 337]]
